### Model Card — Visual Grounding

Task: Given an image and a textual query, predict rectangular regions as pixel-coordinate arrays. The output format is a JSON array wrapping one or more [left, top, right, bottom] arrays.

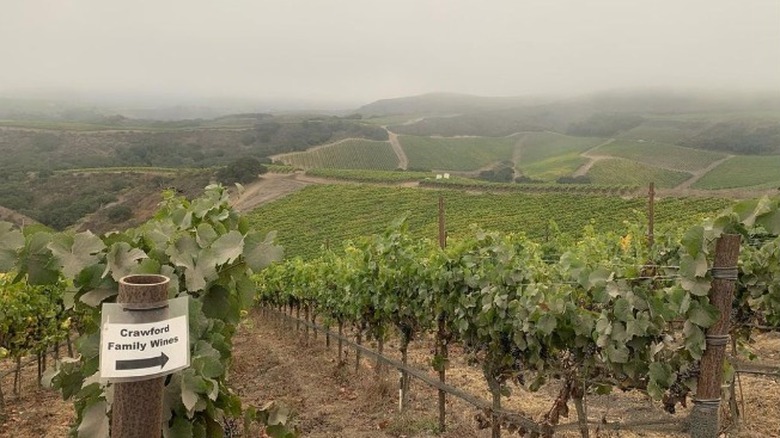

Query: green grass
[[399, 135, 516, 171], [587, 159, 692, 188], [596, 140, 725, 172], [247, 184, 732, 259], [275, 140, 399, 170], [692, 156, 780, 189]]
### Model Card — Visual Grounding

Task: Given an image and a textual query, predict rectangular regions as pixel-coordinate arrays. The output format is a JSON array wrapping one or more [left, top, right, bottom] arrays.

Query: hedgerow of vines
[[0, 185, 293, 437], [255, 195, 780, 436]]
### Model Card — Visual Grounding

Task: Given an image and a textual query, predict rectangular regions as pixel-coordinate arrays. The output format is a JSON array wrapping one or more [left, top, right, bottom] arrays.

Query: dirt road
[[384, 127, 409, 170], [231, 172, 312, 212]]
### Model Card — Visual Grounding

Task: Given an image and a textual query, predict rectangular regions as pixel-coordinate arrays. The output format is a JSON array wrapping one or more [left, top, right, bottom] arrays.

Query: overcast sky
[[1, 0, 778, 107]]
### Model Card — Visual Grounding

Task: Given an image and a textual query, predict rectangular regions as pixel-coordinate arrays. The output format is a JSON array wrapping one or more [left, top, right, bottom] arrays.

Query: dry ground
[[2, 312, 779, 437]]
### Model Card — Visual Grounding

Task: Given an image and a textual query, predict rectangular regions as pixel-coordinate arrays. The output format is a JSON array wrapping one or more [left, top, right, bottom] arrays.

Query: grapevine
[[0, 185, 293, 437]]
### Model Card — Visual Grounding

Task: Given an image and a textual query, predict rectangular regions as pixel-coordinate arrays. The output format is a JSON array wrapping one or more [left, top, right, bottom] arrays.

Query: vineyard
[[0, 186, 293, 438], [518, 133, 606, 164], [692, 155, 780, 190], [246, 184, 732, 259], [517, 133, 604, 180], [595, 141, 725, 173], [255, 195, 780, 437], [399, 136, 517, 171], [617, 119, 705, 144], [274, 139, 399, 170], [2, 183, 779, 438], [519, 155, 588, 182], [420, 176, 639, 195], [305, 168, 436, 183], [586, 159, 692, 188]]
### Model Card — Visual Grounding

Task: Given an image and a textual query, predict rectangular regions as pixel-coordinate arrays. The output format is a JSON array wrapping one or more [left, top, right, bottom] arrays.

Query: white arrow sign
[[100, 314, 189, 380]]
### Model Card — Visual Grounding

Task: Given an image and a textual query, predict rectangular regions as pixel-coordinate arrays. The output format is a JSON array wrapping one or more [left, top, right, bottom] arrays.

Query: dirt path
[[572, 138, 616, 177], [673, 154, 734, 190], [511, 134, 526, 177], [231, 172, 312, 212], [384, 127, 409, 170], [232, 312, 444, 438]]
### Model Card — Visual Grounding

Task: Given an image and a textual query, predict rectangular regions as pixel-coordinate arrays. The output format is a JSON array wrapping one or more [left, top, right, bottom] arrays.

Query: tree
[[216, 157, 268, 185]]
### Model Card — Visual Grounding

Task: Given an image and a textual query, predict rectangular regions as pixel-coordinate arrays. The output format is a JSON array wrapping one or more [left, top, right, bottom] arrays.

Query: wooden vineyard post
[[647, 182, 655, 248], [689, 235, 740, 438], [436, 195, 448, 432], [112, 275, 169, 438]]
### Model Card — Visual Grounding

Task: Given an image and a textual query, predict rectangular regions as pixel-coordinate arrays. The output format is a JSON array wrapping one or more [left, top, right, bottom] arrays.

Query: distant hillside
[[385, 90, 780, 140], [356, 92, 549, 117], [0, 115, 387, 175], [0, 169, 212, 232], [0, 205, 41, 228]]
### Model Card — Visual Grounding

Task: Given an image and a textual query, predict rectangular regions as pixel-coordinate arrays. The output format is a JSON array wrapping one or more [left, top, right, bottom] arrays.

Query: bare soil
[[3, 312, 780, 437]]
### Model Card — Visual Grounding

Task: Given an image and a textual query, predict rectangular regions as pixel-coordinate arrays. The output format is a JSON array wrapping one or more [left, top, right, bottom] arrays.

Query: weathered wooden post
[[112, 274, 169, 438], [689, 235, 740, 438]]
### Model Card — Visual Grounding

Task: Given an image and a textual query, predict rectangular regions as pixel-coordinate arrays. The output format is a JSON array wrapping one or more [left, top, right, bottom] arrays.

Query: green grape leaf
[[48, 231, 106, 279], [613, 297, 632, 322], [0, 221, 24, 271], [196, 224, 219, 249], [680, 253, 708, 279], [681, 226, 704, 258], [684, 321, 706, 360], [168, 237, 217, 292], [536, 313, 557, 335], [210, 230, 244, 266], [756, 208, 780, 234], [104, 242, 148, 281], [193, 341, 224, 379], [606, 343, 629, 363], [77, 400, 109, 438], [80, 288, 118, 307], [587, 266, 612, 289], [168, 415, 194, 438], [687, 299, 719, 327], [648, 362, 675, 387], [181, 369, 208, 414], [18, 231, 60, 284], [680, 276, 710, 297], [244, 231, 283, 272]]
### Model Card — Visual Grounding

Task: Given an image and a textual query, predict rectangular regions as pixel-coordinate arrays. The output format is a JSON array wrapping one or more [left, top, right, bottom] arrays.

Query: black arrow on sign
[[116, 352, 169, 370]]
